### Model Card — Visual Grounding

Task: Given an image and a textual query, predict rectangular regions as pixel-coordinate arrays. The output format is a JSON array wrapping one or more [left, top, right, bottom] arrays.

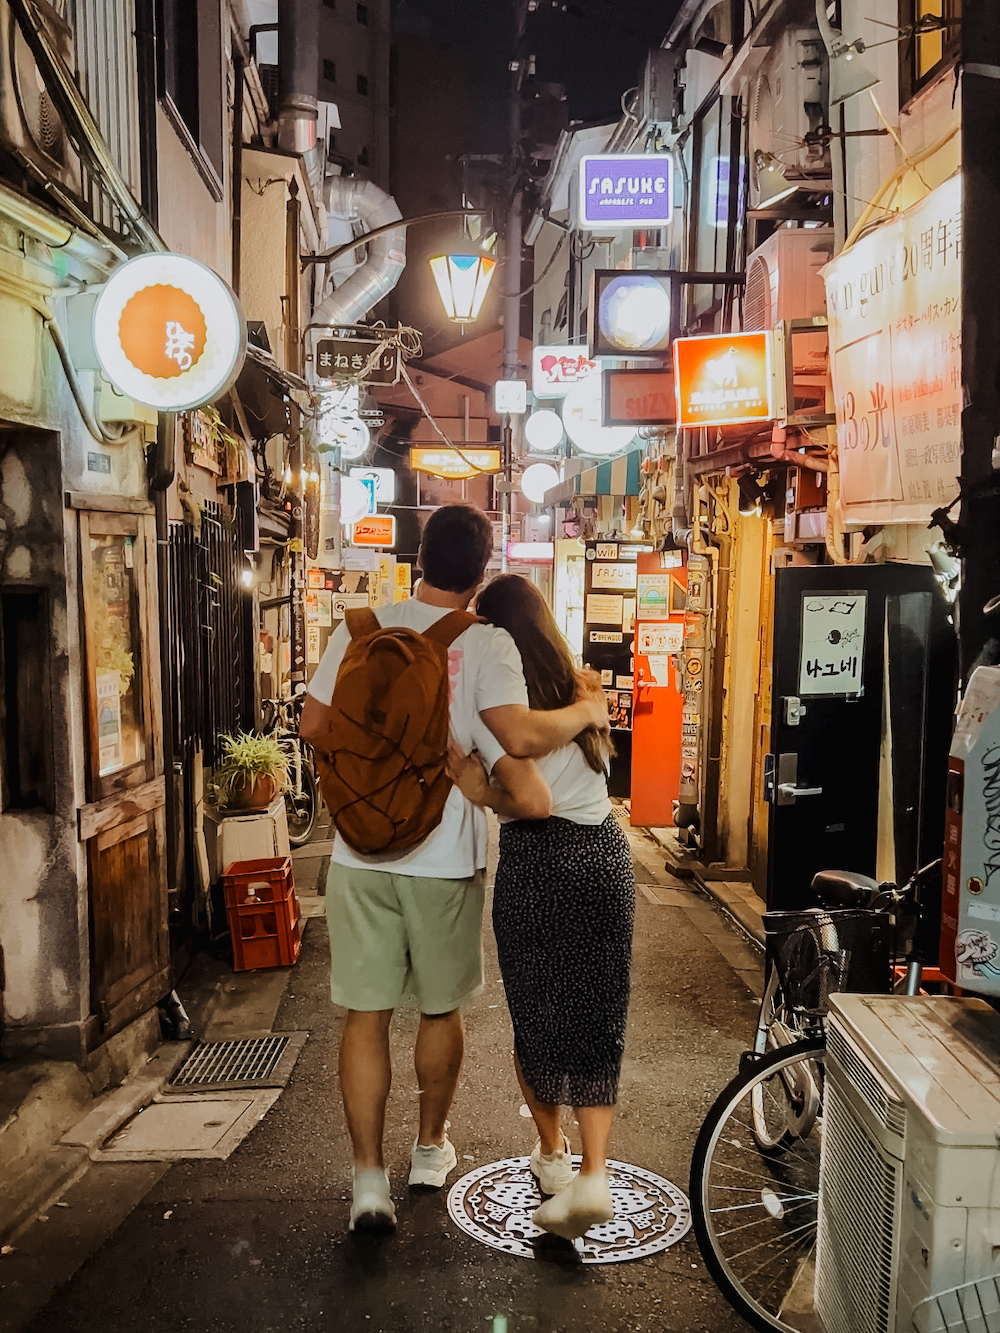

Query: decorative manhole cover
[[446, 1156, 691, 1264]]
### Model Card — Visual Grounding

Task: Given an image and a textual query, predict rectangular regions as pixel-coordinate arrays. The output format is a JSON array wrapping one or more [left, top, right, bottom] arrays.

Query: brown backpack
[[313, 606, 479, 856]]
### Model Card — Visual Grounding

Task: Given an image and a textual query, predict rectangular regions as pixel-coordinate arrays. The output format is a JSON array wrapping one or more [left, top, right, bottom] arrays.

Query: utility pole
[[500, 0, 529, 573], [957, 0, 1000, 680]]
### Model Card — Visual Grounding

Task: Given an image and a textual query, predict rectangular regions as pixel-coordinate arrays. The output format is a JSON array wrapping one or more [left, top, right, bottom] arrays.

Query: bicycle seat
[[810, 869, 880, 908]]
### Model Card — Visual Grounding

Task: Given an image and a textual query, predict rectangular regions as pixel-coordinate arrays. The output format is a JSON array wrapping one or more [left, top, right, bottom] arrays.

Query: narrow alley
[[1, 819, 762, 1333]]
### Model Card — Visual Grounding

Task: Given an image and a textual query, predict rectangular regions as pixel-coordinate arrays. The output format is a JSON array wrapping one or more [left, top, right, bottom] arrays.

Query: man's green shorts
[[325, 863, 486, 1014]]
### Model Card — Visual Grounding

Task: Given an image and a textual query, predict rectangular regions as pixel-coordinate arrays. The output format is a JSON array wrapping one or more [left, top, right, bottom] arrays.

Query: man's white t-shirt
[[307, 599, 529, 878], [471, 718, 612, 826]]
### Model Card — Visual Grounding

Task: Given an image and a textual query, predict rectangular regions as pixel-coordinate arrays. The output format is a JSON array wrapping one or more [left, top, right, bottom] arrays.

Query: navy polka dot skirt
[[492, 813, 635, 1107]]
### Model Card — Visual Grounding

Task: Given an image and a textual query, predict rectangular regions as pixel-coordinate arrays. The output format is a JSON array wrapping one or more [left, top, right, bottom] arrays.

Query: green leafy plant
[[209, 731, 290, 810]]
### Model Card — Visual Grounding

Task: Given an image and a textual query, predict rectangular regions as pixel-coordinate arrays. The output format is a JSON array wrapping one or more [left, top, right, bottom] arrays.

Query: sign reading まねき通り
[[822, 174, 961, 525], [579, 155, 672, 230], [93, 253, 246, 411]]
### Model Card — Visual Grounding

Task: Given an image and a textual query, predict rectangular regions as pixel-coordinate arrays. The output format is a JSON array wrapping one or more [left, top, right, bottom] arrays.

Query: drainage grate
[[170, 1036, 291, 1089]]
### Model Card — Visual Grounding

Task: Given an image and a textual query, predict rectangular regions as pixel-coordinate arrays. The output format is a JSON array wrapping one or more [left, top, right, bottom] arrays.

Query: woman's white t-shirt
[[471, 717, 612, 826]]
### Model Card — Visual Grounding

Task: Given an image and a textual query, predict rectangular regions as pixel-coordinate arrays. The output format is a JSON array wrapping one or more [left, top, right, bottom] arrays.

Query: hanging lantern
[[428, 250, 497, 324]]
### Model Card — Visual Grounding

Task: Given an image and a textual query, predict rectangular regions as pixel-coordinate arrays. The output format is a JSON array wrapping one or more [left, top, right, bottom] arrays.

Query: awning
[[547, 448, 643, 504]]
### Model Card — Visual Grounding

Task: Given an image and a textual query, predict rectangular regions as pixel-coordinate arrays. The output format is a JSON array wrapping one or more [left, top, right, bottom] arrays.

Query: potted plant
[[210, 731, 290, 812]]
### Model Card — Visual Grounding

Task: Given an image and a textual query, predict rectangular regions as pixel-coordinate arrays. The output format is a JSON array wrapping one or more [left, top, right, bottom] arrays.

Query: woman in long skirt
[[449, 574, 635, 1240]]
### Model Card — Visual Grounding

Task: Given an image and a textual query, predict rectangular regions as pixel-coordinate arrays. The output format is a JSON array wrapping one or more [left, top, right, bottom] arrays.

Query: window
[[898, 0, 961, 105], [356, 73, 369, 95], [323, 59, 337, 83], [1, 591, 52, 810], [156, 0, 224, 189], [356, 3, 368, 22]]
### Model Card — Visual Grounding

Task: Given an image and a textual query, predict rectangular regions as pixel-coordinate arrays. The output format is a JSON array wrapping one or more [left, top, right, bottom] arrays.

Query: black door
[[766, 564, 953, 910]]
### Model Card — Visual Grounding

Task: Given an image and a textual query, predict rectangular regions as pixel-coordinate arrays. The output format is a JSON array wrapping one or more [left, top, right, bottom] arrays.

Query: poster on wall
[[586, 593, 624, 625], [798, 592, 866, 697], [638, 622, 684, 654], [822, 174, 961, 524], [591, 562, 638, 591], [637, 572, 672, 619]]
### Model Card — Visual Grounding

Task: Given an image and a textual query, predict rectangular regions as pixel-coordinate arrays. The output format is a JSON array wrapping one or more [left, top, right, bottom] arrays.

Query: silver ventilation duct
[[277, 0, 319, 155], [314, 176, 407, 327]]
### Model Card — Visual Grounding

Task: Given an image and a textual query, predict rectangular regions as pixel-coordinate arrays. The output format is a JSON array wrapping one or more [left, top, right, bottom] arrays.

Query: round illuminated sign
[[520, 462, 561, 504], [93, 253, 246, 411], [561, 377, 636, 457], [524, 409, 564, 453], [340, 475, 372, 526], [598, 273, 672, 353], [320, 412, 370, 461]]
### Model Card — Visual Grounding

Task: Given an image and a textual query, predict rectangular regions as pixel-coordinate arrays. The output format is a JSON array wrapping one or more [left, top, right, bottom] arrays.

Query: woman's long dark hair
[[476, 574, 613, 774]]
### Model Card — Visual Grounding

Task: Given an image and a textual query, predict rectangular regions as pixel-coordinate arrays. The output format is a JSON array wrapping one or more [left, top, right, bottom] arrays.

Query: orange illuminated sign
[[409, 446, 502, 481], [351, 515, 397, 548], [673, 331, 776, 429]]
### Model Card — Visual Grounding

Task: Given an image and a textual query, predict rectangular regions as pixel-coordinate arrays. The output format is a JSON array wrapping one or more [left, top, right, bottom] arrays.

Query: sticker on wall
[[622, 598, 636, 634], [686, 653, 704, 678], [637, 622, 684, 654], [592, 562, 638, 591], [637, 573, 671, 620], [586, 593, 624, 625], [616, 675, 634, 690], [596, 544, 619, 560], [590, 630, 623, 644], [601, 669, 614, 685], [306, 624, 321, 665]]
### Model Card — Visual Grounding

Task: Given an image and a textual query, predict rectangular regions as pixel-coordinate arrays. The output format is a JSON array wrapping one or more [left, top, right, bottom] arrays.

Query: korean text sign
[[579, 154, 672, 230], [673, 332, 775, 429], [822, 174, 961, 524], [798, 593, 866, 697]]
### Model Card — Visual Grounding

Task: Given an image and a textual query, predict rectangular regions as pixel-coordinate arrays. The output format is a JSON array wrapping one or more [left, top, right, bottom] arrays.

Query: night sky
[[393, 0, 682, 150]]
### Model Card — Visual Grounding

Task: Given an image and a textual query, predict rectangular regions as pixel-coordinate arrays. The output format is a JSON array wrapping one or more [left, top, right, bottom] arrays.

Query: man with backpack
[[299, 502, 609, 1233]]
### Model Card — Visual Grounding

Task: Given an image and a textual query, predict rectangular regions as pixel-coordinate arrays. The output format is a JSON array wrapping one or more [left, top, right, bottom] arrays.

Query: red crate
[[221, 856, 293, 907], [229, 889, 301, 972]]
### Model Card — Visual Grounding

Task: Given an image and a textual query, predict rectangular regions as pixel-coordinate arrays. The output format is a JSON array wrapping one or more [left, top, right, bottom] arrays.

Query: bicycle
[[262, 691, 320, 848], [689, 858, 942, 1333]]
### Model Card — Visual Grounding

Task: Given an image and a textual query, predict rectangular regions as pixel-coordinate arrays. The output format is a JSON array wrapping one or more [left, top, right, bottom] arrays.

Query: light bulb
[[283, 465, 292, 485]]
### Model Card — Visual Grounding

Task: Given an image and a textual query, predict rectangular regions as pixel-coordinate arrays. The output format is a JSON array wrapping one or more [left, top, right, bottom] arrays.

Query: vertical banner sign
[[822, 174, 962, 524], [798, 592, 867, 697]]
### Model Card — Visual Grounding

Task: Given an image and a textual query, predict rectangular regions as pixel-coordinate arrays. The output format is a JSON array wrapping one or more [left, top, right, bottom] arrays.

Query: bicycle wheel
[[690, 1039, 826, 1333], [750, 969, 818, 1154], [285, 764, 318, 846]]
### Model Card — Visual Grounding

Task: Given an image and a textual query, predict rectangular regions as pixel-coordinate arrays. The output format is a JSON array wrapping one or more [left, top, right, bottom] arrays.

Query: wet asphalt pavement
[[6, 821, 761, 1333]]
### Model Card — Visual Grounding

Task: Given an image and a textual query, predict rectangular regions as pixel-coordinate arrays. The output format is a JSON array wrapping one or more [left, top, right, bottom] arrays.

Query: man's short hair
[[418, 503, 494, 592]]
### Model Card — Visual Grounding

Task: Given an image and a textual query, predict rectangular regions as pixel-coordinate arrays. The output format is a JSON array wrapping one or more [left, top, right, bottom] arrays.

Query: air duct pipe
[[277, 0, 319, 155], [313, 177, 407, 327]]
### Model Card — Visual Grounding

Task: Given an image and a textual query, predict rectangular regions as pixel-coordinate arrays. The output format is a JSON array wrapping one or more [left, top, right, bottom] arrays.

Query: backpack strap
[[345, 607, 381, 640], [422, 609, 481, 649]]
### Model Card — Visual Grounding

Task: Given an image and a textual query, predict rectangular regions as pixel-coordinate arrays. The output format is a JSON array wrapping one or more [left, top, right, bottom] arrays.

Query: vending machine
[[630, 551, 687, 826]]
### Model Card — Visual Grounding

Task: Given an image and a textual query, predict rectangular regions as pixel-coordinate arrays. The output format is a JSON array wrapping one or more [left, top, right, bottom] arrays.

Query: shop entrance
[[76, 503, 169, 1040], [766, 564, 953, 910]]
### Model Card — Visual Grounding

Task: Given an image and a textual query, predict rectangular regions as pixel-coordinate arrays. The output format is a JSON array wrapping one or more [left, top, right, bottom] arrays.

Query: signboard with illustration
[[673, 331, 776, 429], [531, 344, 598, 399], [822, 174, 961, 524], [797, 592, 866, 697], [93, 253, 246, 411]]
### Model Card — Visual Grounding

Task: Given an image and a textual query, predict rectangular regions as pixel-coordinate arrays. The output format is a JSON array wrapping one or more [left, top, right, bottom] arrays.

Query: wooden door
[[76, 504, 169, 1038]]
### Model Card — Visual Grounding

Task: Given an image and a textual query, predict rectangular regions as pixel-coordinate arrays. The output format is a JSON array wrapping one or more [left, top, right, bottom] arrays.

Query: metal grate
[[828, 1022, 907, 1139], [171, 1036, 290, 1088], [816, 1075, 901, 1333]]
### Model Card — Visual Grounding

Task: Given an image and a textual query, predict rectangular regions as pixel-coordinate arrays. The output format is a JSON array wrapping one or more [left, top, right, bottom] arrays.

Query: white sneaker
[[533, 1169, 614, 1240], [349, 1167, 396, 1233], [408, 1133, 458, 1188], [529, 1134, 575, 1196]]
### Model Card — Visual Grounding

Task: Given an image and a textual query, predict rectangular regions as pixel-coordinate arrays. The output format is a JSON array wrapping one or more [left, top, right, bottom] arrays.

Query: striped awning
[[547, 449, 643, 504]]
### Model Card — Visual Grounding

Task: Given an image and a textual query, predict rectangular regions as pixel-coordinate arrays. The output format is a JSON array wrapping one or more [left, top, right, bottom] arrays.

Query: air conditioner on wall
[[749, 26, 831, 209], [0, 0, 80, 196], [816, 994, 1000, 1333]]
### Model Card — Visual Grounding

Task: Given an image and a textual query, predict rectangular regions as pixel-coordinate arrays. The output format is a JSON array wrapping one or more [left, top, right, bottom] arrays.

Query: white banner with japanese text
[[823, 174, 961, 524]]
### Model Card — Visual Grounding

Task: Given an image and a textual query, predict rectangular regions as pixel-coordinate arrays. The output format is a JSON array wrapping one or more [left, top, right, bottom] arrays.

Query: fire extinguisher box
[[942, 665, 1000, 993]]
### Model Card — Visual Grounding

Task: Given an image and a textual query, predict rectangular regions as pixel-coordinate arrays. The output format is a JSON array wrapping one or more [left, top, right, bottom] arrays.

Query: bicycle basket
[[911, 1274, 1000, 1332], [763, 908, 892, 1016]]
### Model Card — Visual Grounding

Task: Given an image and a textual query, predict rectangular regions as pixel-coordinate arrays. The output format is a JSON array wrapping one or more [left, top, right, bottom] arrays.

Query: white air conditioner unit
[[749, 27, 830, 208], [0, 0, 80, 195], [744, 224, 832, 406], [817, 994, 1000, 1333]]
